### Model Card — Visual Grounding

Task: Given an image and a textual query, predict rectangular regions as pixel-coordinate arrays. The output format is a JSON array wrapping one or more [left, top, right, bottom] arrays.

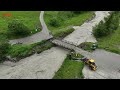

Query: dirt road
[[0, 11, 118, 79]]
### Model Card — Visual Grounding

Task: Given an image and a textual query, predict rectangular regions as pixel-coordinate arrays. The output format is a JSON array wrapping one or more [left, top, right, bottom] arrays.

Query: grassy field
[[98, 26, 120, 54], [53, 56, 84, 79], [44, 11, 94, 37], [8, 40, 55, 61], [0, 11, 41, 39]]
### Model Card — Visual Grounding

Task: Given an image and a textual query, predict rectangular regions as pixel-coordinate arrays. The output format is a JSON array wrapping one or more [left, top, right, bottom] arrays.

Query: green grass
[[44, 11, 94, 37], [53, 56, 84, 79], [8, 44, 33, 59], [54, 27, 74, 38], [8, 40, 55, 61], [97, 26, 120, 54], [33, 40, 55, 54], [0, 11, 41, 39]]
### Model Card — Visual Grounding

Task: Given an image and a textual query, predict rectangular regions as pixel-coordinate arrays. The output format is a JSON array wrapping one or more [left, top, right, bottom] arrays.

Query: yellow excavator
[[69, 51, 97, 71], [81, 58, 97, 71]]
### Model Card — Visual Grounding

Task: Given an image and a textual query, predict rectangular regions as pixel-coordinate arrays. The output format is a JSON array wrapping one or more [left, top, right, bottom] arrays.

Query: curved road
[[82, 49, 120, 79], [52, 39, 120, 79], [40, 11, 52, 35], [9, 11, 53, 45], [0, 11, 120, 79]]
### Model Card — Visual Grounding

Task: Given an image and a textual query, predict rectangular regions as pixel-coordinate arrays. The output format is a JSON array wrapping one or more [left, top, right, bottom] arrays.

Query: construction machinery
[[90, 43, 98, 50], [81, 57, 97, 71], [69, 50, 97, 71]]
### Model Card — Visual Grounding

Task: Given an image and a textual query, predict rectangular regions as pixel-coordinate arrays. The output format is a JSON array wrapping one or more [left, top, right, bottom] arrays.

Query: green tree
[[93, 21, 108, 38], [93, 11, 120, 38], [106, 12, 120, 31]]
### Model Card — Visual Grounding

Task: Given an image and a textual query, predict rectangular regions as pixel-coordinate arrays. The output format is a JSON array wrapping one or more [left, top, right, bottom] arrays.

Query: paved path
[[9, 11, 53, 45], [0, 11, 118, 79], [82, 49, 120, 79]]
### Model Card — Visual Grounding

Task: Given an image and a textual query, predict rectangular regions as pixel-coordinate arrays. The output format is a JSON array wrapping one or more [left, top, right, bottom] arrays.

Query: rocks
[[6, 56, 17, 62], [0, 11, 115, 79], [0, 47, 69, 79]]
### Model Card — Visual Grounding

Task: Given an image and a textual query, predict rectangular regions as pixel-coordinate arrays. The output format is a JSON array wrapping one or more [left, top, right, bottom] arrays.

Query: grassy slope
[[44, 11, 94, 36], [8, 44, 33, 58], [8, 40, 54, 60], [45, 12, 93, 79], [98, 26, 120, 54], [5, 12, 94, 61], [53, 56, 84, 79], [0, 11, 41, 38]]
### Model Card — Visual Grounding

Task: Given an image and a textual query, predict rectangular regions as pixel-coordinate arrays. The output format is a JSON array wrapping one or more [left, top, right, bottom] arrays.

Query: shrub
[[54, 27, 74, 38], [106, 11, 120, 31], [8, 20, 30, 36], [58, 11, 74, 19], [49, 17, 60, 27], [93, 11, 120, 38], [79, 42, 96, 52], [8, 44, 33, 59], [0, 35, 10, 62], [71, 11, 85, 14], [35, 41, 54, 54], [93, 21, 108, 38]]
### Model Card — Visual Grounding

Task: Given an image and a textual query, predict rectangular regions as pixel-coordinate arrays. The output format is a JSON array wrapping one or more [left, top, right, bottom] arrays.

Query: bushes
[[48, 11, 74, 27], [71, 11, 85, 14], [35, 42, 54, 54], [8, 40, 55, 60], [48, 11, 86, 27], [79, 42, 97, 52], [8, 44, 33, 59], [0, 42, 9, 61], [93, 21, 108, 38], [58, 11, 74, 20], [8, 20, 31, 37], [0, 35, 10, 62], [54, 27, 74, 38], [93, 11, 120, 38], [106, 11, 120, 31], [49, 17, 61, 27]]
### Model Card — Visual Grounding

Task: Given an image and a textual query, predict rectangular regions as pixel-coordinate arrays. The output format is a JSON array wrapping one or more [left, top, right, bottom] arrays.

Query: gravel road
[[63, 11, 110, 46], [0, 47, 69, 79], [0, 11, 118, 79]]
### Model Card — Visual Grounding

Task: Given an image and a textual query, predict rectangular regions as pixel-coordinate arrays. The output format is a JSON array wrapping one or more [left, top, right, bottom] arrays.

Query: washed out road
[[0, 11, 120, 79]]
